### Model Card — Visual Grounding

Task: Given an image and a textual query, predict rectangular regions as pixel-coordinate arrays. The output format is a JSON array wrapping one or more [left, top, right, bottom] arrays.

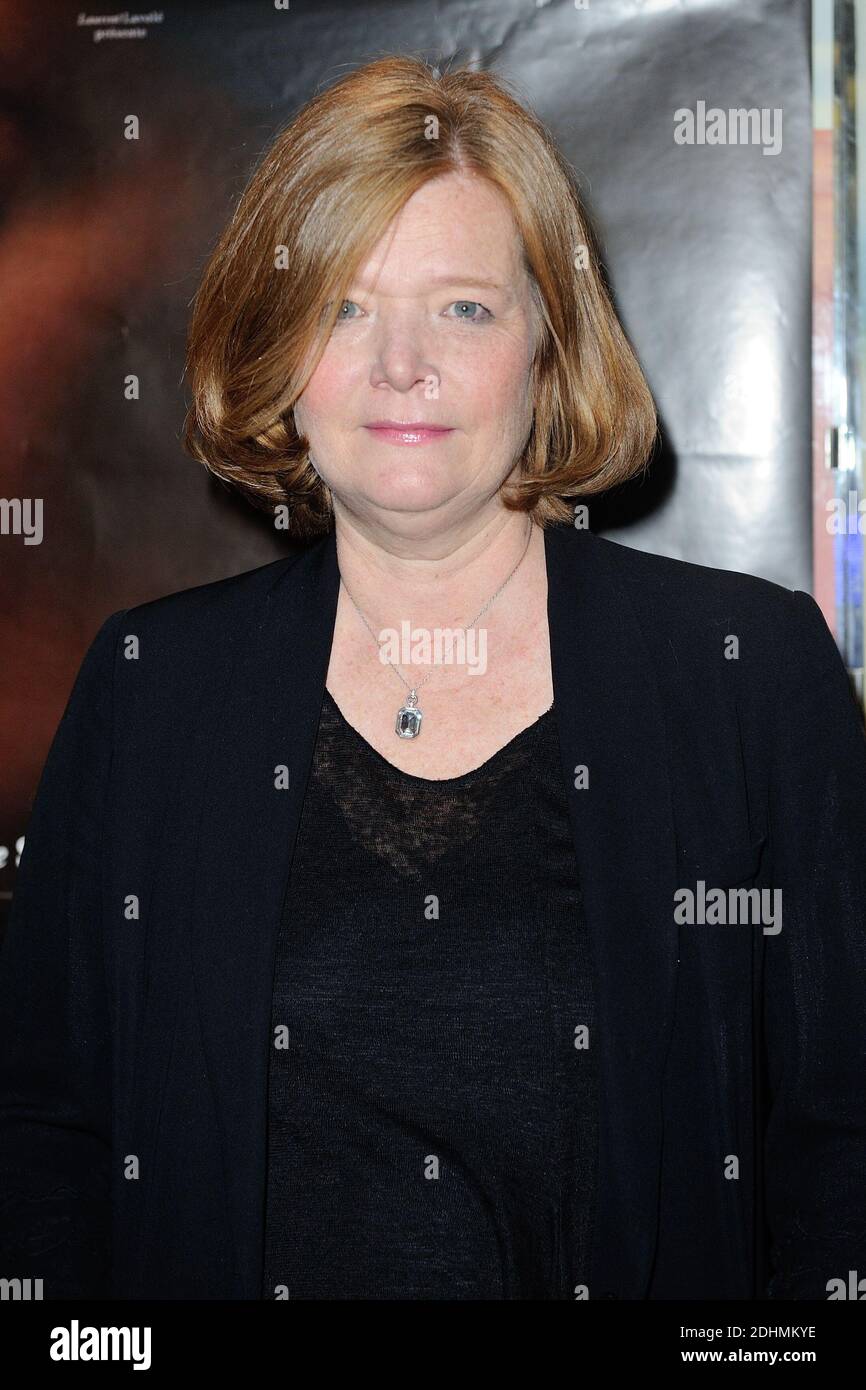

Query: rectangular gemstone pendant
[[395, 694, 423, 739]]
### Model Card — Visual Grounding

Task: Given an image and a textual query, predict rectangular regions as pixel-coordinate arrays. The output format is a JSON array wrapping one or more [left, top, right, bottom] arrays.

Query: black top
[[262, 687, 598, 1300]]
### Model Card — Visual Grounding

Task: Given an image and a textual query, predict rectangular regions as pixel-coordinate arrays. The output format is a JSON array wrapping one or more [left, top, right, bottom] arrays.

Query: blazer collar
[[188, 521, 679, 1299]]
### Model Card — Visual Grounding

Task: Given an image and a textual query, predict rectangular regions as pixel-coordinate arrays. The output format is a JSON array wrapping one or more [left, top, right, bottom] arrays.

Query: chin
[[366, 473, 453, 510]]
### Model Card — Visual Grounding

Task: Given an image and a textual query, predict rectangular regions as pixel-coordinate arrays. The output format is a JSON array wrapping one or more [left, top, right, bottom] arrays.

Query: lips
[[364, 422, 454, 444]]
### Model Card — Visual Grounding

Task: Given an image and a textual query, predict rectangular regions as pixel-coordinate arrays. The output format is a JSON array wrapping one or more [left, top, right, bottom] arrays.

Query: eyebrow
[[353, 273, 508, 293], [423, 273, 507, 290]]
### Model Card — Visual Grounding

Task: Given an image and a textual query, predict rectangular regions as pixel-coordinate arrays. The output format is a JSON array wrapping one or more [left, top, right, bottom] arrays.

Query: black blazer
[[2, 521, 866, 1301]]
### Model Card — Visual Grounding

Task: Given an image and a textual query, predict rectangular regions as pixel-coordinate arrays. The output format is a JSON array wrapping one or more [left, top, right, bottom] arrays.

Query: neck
[[332, 506, 542, 629]]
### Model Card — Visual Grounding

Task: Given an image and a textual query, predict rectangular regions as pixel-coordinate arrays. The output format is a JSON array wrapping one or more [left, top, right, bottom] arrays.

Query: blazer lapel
[[545, 522, 679, 1298], [188, 528, 341, 1298], [189, 521, 679, 1300]]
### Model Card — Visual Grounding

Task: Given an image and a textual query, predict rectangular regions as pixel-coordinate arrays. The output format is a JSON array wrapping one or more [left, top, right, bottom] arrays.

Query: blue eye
[[449, 301, 492, 323], [319, 299, 360, 324], [319, 299, 360, 323]]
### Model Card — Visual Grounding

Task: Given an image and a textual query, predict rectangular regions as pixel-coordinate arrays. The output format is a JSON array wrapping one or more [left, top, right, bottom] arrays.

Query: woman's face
[[293, 171, 539, 536]]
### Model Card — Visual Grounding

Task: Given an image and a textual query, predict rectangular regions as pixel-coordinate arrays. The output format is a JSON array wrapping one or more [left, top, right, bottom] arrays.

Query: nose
[[368, 310, 439, 395]]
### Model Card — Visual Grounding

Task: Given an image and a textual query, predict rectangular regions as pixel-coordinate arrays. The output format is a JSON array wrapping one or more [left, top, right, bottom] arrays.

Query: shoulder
[[122, 550, 303, 631], [567, 531, 864, 787], [75, 549, 314, 711], [574, 525, 818, 648], [577, 526, 794, 614], [90, 545, 318, 664], [558, 526, 845, 706]]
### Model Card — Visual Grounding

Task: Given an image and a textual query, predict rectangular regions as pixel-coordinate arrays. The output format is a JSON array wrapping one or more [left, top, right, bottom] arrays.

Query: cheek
[[461, 344, 533, 424], [297, 352, 355, 421]]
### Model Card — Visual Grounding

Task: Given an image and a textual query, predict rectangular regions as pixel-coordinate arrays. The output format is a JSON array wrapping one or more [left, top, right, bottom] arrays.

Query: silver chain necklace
[[339, 518, 535, 739]]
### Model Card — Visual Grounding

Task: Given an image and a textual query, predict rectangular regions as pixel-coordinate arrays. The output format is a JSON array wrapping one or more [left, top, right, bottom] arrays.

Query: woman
[[2, 56, 866, 1302]]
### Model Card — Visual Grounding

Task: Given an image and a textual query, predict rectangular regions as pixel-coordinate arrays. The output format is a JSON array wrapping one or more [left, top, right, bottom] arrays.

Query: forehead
[[352, 172, 527, 292]]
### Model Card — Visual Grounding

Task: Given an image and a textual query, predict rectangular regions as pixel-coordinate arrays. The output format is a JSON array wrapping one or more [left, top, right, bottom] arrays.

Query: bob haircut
[[182, 55, 658, 540]]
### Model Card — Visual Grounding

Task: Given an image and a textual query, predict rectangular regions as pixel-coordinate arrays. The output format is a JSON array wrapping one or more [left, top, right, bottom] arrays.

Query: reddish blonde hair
[[182, 55, 658, 539]]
